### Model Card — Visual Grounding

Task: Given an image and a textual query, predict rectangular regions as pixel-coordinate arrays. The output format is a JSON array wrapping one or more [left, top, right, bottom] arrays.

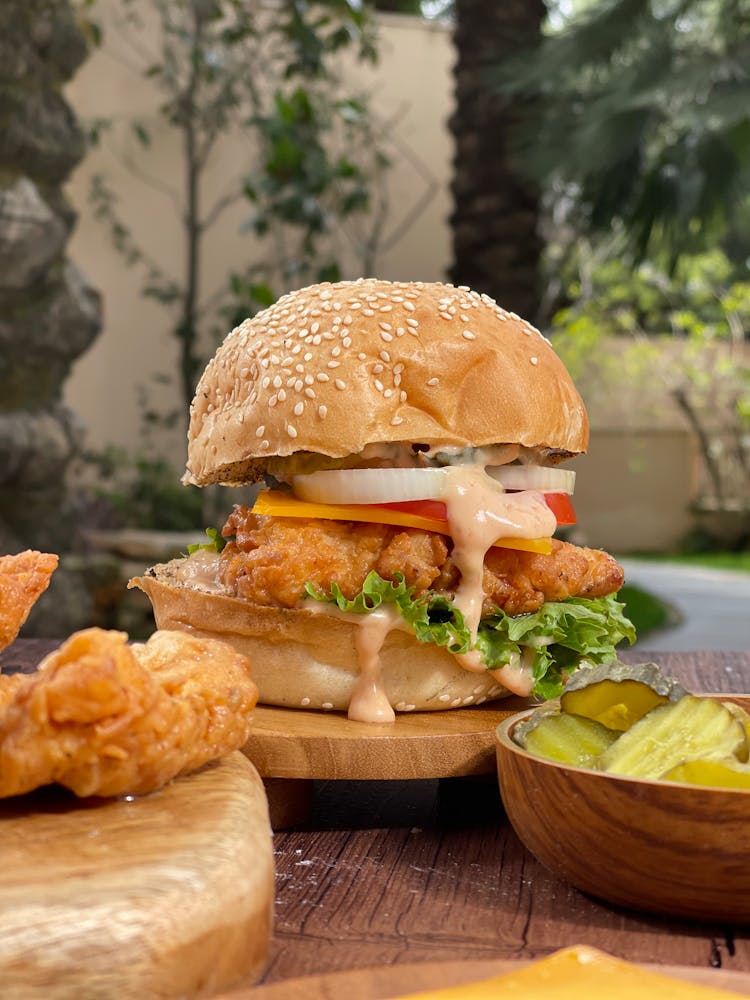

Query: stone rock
[[0, 177, 71, 290], [0, 87, 84, 183], [0, 261, 102, 408], [0, 2, 88, 86], [0, 405, 80, 489]]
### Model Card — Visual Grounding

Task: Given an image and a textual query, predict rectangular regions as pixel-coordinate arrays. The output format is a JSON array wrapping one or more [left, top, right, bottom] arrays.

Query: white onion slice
[[486, 465, 575, 494], [293, 467, 447, 505]]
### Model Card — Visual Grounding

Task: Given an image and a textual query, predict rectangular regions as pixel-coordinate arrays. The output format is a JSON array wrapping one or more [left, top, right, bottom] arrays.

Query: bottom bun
[[130, 562, 511, 714]]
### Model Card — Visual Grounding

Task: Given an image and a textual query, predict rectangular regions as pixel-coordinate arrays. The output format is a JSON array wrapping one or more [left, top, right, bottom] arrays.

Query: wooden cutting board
[[0, 752, 274, 1000]]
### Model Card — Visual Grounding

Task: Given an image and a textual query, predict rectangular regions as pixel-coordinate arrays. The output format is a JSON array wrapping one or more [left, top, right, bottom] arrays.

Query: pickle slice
[[561, 661, 686, 732], [661, 758, 750, 790], [599, 695, 749, 779], [513, 709, 620, 768]]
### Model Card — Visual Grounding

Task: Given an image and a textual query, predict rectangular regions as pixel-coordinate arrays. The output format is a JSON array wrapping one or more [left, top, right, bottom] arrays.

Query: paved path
[[620, 559, 750, 652]]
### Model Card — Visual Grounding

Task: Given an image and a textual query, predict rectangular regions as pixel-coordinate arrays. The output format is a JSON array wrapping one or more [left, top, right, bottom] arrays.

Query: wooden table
[[4, 641, 750, 992]]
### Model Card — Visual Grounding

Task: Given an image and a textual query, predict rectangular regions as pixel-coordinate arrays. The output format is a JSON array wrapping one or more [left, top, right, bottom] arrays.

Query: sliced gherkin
[[661, 757, 750, 790], [599, 696, 749, 780], [513, 707, 620, 769], [561, 660, 686, 732]]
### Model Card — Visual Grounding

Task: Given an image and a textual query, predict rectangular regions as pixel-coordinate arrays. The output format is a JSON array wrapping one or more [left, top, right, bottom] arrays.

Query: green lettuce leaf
[[304, 572, 635, 699]]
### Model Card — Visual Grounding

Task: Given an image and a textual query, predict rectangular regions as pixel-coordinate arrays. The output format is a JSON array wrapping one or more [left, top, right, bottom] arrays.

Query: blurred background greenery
[[2, 0, 749, 637]]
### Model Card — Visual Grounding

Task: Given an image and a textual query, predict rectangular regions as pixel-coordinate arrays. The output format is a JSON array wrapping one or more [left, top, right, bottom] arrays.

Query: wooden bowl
[[495, 695, 750, 922]]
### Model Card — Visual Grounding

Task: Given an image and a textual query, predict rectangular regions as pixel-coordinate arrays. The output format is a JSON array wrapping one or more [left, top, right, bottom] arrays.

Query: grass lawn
[[628, 551, 750, 573]]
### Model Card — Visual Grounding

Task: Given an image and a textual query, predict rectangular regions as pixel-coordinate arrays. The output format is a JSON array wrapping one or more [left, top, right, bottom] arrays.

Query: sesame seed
[[375, 379, 384, 392], [462, 330, 476, 340], [301, 697, 311, 706], [304, 387, 315, 399], [273, 375, 282, 388], [311, 321, 320, 334], [327, 360, 340, 369], [261, 376, 270, 389], [427, 377, 439, 386], [318, 405, 328, 418], [357, 352, 367, 360], [255, 425, 265, 437], [380, 350, 390, 362], [287, 424, 297, 438], [439, 311, 452, 321], [394, 374, 401, 386], [312, 334, 321, 345], [317, 373, 330, 382], [295, 364, 304, 374], [334, 378, 346, 390], [379, 321, 392, 332], [530, 356, 539, 365], [400, 390, 407, 401], [294, 379, 303, 392], [373, 363, 384, 374], [391, 415, 404, 425], [384, 389, 393, 398], [304, 352, 313, 361], [380, 331, 393, 342], [406, 318, 418, 328], [362, 308, 375, 317], [269, 395, 278, 407], [322, 702, 334, 710], [260, 440, 270, 450], [331, 345, 341, 357], [396, 327, 405, 337], [342, 337, 352, 348], [379, 304, 392, 312], [294, 402, 304, 416], [403, 301, 415, 311], [304, 374, 314, 385]]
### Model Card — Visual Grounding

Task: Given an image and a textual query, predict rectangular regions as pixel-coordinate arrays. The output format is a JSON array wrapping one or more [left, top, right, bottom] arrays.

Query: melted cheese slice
[[252, 490, 553, 555], [395, 946, 745, 999]]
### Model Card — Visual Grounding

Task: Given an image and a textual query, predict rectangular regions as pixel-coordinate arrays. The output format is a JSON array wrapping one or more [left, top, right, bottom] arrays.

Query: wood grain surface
[[217, 957, 750, 998], [0, 740, 274, 999], [243, 698, 529, 780], [5, 643, 750, 993]]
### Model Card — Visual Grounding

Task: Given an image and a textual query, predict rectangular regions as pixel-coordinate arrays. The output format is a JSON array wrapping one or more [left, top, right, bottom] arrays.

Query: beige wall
[[63, 10, 455, 460]]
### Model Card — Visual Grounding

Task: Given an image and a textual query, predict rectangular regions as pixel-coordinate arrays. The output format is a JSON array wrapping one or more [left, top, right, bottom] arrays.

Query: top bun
[[185, 279, 589, 486]]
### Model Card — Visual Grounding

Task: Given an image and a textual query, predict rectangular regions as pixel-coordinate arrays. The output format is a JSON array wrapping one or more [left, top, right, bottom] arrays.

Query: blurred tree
[[88, 0, 382, 418], [497, 0, 750, 270], [448, 0, 547, 320]]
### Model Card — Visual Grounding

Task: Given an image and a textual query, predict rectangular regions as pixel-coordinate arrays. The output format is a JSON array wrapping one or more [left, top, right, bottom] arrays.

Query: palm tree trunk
[[449, 0, 546, 322]]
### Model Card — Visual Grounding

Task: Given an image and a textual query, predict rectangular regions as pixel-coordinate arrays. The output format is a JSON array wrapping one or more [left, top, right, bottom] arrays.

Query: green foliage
[[87, 0, 385, 420], [85, 446, 204, 532], [550, 246, 750, 508], [496, 0, 750, 265]]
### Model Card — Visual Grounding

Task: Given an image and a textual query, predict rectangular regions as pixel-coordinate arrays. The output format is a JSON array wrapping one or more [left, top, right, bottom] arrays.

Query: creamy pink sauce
[[169, 549, 226, 592]]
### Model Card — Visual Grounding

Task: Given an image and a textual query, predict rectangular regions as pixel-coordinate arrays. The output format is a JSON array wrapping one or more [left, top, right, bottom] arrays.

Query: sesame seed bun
[[184, 279, 588, 487], [130, 564, 512, 713]]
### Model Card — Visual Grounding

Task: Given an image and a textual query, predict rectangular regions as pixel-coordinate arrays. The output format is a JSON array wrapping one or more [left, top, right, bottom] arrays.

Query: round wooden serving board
[[0, 752, 274, 1000], [243, 698, 528, 781], [218, 958, 750, 999]]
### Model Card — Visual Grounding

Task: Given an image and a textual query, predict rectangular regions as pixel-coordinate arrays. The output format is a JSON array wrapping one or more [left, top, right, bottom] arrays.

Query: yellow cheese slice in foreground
[[396, 946, 746, 999], [252, 490, 553, 555]]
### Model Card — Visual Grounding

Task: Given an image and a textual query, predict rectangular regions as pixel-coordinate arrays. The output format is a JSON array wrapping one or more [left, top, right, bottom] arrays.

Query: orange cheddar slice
[[252, 490, 553, 555]]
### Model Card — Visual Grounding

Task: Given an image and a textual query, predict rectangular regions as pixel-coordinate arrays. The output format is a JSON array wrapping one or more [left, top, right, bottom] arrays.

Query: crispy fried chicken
[[219, 507, 624, 616]]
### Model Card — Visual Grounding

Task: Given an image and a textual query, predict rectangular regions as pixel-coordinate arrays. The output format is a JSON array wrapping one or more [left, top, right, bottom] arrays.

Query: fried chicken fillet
[[0, 550, 58, 653], [219, 507, 625, 617], [0, 627, 258, 798]]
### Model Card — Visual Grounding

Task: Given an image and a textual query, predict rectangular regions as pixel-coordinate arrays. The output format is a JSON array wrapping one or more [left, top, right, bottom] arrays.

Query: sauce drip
[[348, 606, 401, 723]]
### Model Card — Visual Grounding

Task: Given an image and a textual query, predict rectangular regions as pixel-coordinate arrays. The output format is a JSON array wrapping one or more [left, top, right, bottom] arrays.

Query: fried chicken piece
[[219, 506, 624, 614], [0, 551, 58, 652], [0, 627, 258, 798], [221, 509, 394, 607]]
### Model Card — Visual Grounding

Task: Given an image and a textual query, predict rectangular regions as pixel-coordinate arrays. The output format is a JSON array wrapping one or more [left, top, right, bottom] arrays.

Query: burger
[[130, 279, 634, 723]]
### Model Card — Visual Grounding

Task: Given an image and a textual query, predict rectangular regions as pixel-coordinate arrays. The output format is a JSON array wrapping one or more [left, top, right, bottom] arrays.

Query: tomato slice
[[375, 494, 577, 527]]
